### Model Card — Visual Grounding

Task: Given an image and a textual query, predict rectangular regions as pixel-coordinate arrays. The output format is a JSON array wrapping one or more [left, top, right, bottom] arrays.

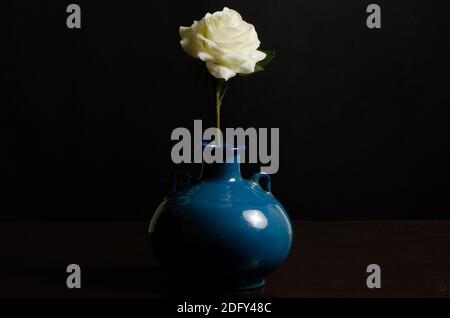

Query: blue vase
[[148, 143, 293, 289]]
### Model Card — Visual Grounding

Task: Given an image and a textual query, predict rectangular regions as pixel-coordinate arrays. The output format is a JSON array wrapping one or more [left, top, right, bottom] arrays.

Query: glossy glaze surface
[[149, 146, 293, 289]]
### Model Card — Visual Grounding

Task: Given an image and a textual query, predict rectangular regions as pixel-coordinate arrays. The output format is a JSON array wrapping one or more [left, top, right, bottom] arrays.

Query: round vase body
[[149, 146, 292, 289]]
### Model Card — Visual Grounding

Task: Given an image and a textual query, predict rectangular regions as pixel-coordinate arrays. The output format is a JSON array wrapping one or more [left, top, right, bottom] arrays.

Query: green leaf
[[254, 64, 265, 72]]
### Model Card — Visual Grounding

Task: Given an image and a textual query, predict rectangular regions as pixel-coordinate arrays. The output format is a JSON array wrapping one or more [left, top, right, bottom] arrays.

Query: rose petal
[[252, 50, 267, 63], [206, 62, 237, 81], [198, 51, 216, 62], [179, 23, 199, 58]]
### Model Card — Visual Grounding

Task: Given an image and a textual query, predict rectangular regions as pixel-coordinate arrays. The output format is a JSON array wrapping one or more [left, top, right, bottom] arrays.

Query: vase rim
[[202, 140, 245, 151]]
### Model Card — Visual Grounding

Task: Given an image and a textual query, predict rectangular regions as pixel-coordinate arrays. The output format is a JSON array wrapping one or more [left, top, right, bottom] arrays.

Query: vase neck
[[199, 154, 242, 181]]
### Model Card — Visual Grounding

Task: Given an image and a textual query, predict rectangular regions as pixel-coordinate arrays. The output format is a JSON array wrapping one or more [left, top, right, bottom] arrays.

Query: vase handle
[[251, 172, 272, 193], [169, 172, 192, 193]]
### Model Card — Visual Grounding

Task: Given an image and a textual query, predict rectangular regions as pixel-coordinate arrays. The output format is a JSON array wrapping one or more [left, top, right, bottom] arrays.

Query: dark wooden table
[[1, 221, 449, 298]]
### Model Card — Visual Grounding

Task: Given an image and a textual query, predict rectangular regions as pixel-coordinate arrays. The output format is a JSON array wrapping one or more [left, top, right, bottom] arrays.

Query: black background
[[2, 0, 450, 221]]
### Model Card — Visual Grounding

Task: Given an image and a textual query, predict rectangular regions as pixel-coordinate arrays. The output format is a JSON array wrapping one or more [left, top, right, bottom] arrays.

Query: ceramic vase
[[149, 143, 292, 289]]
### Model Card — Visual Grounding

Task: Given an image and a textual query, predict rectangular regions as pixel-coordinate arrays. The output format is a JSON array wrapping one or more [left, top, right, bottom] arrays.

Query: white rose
[[179, 7, 267, 81]]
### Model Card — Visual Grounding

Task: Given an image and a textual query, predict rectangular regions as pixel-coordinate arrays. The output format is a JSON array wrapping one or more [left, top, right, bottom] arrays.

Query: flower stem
[[215, 79, 229, 146], [216, 90, 221, 145]]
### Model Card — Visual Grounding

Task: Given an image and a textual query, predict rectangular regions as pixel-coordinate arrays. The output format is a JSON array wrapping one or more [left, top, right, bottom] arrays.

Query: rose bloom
[[180, 7, 266, 81]]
